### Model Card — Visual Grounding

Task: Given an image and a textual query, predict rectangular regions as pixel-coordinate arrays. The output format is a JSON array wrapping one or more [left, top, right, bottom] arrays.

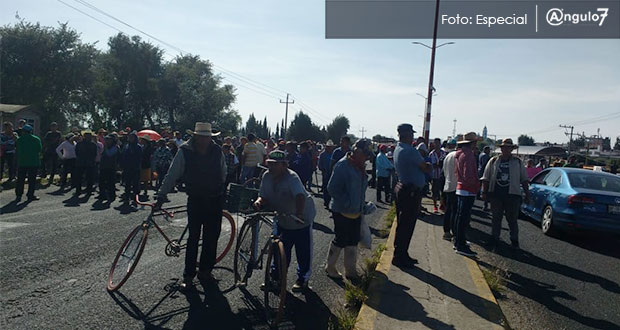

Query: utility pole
[[423, 0, 441, 143], [359, 127, 366, 139], [559, 124, 575, 156], [280, 93, 294, 137], [452, 119, 457, 138]]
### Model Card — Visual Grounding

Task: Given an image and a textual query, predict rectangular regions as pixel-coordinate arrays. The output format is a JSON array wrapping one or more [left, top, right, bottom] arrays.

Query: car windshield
[[567, 173, 620, 193]]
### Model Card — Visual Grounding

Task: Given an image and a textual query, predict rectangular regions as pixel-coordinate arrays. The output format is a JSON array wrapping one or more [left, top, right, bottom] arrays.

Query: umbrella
[[137, 129, 162, 141]]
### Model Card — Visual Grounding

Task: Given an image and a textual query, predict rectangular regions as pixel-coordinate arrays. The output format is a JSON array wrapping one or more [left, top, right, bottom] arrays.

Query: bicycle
[[233, 209, 303, 326], [243, 164, 268, 189], [106, 196, 236, 292]]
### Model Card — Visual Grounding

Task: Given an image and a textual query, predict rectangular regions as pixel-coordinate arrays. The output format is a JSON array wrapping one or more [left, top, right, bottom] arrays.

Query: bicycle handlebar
[[242, 210, 304, 224], [135, 195, 174, 218]]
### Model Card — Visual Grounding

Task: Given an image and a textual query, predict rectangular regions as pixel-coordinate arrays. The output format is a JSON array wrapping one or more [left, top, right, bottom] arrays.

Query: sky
[[2, 0, 619, 143]]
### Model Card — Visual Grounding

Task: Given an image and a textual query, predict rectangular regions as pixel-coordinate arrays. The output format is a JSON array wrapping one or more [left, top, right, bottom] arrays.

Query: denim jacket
[[327, 155, 367, 214]]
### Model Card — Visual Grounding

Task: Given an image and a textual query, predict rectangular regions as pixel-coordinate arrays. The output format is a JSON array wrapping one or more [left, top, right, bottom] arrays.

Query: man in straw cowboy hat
[[454, 132, 481, 257], [156, 122, 227, 290], [481, 138, 530, 251]]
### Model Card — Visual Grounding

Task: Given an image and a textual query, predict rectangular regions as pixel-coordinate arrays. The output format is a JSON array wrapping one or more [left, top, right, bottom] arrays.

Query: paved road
[[0, 177, 390, 330], [466, 200, 620, 330]]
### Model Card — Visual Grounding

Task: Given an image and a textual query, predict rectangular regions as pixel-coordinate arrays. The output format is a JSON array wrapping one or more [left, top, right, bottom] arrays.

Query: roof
[[0, 104, 31, 114], [494, 145, 567, 157]]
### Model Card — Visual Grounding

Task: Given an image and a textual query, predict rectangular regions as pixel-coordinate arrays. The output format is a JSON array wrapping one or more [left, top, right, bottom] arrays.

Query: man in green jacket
[[15, 124, 42, 201]]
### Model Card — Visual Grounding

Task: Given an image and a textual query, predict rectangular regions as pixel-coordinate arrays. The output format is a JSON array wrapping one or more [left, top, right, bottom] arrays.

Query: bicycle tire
[[215, 211, 236, 264], [107, 225, 148, 292], [264, 240, 287, 326], [233, 219, 256, 286], [243, 177, 261, 189]]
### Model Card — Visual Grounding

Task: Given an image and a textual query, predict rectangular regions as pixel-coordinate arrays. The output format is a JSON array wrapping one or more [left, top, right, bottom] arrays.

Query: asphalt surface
[[0, 176, 391, 330], [466, 200, 620, 330]]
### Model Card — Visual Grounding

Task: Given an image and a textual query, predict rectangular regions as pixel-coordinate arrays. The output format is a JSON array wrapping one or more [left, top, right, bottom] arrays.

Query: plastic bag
[[359, 216, 372, 249]]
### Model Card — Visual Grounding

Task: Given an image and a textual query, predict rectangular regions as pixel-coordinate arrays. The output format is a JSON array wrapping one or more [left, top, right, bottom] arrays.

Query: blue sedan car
[[521, 168, 620, 235]]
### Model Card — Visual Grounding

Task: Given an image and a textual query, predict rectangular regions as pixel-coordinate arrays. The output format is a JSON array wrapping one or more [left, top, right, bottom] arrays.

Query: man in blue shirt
[[329, 136, 351, 171], [375, 144, 394, 203], [392, 124, 431, 268]]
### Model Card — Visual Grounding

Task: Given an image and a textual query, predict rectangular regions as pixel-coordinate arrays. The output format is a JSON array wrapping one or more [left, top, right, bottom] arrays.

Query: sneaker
[[260, 279, 280, 292], [455, 247, 477, 257], [433, 206, 439, 213], [27, 195, 40, 201], [442, 232, 453, 241], [292, 279, 308, 293]]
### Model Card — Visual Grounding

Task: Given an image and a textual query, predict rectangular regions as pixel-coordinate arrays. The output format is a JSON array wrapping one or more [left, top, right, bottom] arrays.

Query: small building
[[494, 145, 568, 162], [0, 104, 41, 135]]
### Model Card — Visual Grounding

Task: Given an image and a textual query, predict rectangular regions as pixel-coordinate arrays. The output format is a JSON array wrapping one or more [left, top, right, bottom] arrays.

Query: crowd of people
[[0, 118, 596, 293]]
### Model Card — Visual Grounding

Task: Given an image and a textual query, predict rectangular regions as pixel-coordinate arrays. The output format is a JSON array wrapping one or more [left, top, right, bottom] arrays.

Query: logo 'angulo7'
[[546, 8, 609, 26]]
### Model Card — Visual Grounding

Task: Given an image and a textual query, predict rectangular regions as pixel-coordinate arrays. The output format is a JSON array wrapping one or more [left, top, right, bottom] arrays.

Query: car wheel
[[541, 205, 556, 236]]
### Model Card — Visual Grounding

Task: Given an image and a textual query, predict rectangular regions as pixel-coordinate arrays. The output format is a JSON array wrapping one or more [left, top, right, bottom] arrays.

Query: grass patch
[[377, 204, 397, 238], [344, 279, 367, 308], [328, 308, 358, 330], [481, 263, 510, 294]]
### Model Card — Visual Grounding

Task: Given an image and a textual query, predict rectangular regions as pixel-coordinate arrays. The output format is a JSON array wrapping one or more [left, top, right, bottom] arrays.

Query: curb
[[355, 210, 508, 330], [355, 218, 396, 330]]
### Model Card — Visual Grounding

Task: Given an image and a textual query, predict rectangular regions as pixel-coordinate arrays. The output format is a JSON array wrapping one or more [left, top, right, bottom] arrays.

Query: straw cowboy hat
[[498, 138, 518, 148], [186, 122, 221, 137], [325, 139, 335, 147], [457, 132, 478, 144]]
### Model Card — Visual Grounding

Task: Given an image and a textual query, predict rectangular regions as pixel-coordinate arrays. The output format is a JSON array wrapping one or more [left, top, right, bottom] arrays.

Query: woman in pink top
[[525, 159, 542, 180]]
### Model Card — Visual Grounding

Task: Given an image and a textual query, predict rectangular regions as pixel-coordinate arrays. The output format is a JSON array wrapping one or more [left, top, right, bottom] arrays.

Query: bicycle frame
[[135, 197, 189, 257]]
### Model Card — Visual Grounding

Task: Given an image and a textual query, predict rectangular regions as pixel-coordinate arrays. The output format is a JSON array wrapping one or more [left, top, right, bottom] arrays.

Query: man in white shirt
[[56, 133, 77, 189], [441, 139, 458, 241]]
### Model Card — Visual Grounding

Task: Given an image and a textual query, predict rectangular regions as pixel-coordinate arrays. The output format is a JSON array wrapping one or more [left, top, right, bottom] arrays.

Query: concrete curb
[[355, 212, 508, 330], [355, 219, 396, 330]]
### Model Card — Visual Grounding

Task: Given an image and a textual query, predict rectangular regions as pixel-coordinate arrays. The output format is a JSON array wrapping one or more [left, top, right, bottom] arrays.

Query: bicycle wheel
[[243, 177, 261, 189], [264, 239, 287, 326], [233, 219, 256, 286], [215, 211, 236, 264], [107, 225, 148, 292]]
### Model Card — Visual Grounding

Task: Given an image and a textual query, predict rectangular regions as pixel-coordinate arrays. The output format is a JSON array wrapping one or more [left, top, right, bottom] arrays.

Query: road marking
[[0, 222, 30, 232]]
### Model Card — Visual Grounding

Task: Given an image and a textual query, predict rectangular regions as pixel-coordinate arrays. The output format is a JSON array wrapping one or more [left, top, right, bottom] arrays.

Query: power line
[[59, 0, 334, 126]]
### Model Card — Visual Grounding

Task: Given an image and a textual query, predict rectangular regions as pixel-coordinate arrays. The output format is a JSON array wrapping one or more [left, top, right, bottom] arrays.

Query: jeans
[[394, 183, 423, 258], [332, 212, 361, 248], [122, 168, 140, 199], [74, 166, 94, 194], [376, 176, 391, 202], [99, 168, 116, 198], [240, 166, 256, 184], [272, 224, 313, 281], [16, 166, 38, 198], [443, 191, 457, 235], [0, 152, 16, 181], [490, 194, 521, 243], [184, 195, 223, 278], [455, 195, 476, 250], [42, 152, 59, 181], [321, 170, 331, 206], [59, 158, 75, 187]]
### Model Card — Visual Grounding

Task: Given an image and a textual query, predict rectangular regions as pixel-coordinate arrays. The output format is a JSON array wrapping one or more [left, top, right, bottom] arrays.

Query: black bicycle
[[233, 209, 303, 326]]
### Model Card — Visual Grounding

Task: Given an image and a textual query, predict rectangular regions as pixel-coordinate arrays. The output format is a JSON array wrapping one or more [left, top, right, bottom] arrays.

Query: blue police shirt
[[394, 142, 425, 188]]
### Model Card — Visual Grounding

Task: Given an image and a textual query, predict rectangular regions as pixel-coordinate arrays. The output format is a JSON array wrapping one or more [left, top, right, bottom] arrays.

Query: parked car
[[521, 168, 620, 235]]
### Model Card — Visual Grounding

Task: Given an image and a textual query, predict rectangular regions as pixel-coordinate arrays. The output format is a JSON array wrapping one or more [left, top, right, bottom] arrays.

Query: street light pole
[[423, 0, 441, 143]]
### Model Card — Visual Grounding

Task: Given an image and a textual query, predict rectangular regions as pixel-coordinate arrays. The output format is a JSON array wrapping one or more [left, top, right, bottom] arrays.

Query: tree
[[518, 134, 535, 146], [326, 115, 350, 143], [157, 54, 238, 134], [275, 122, 280, 140], [287, 111, 324, 142], [1, 20, 97, 130], [614, 137, 620, 151], [602, 137, 611, 151]]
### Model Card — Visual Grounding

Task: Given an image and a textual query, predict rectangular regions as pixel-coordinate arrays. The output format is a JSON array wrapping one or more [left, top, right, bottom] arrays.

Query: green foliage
[[327, 115, 350, 143], [328, 309, 357, 330], [1, 20, 97, 129], [614, 137, 620, 151], [243, 114, 270, 139], [344, 279, 367, 308], [518, 134, 535, 146], [286, 111, 325, 142], [1, 20, 240, 133]]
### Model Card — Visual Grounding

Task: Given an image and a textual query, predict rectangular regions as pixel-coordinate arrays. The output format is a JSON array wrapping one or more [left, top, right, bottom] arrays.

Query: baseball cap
[[397, 123, 416, 133], [266, 150, 288, 163], [353, 139, 373, 157]]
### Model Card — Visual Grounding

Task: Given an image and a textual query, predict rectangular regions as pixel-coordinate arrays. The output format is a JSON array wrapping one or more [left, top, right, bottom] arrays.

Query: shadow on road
[[477, 259, 619, 330], [363, 271, 457, 329], [0, 199, 33, 214]]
